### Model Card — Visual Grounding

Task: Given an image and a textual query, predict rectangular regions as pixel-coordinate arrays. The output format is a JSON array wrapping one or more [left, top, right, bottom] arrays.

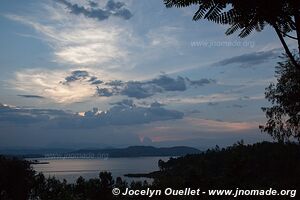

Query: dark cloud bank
[[17, 95, 45, 99], [62, 70, 103, 85], [0, 100, 183, 128], [100, 75, 215, 99], [215, 49, 280, 68], [60, 70, 216, 99], [56, 0, 133, 21]]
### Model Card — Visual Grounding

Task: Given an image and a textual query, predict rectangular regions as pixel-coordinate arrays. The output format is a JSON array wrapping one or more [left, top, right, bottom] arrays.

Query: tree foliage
[[165, 0, 294, 36], [164, 0, 300, 67], [0, 156, 35, 200], [260, 55, 300, 142], [1, 143, 300, 200], [155, 142, 300, 194]]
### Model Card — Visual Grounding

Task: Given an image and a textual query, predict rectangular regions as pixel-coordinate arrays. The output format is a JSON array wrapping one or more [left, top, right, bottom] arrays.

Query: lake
[[31, 156, 170, 183]]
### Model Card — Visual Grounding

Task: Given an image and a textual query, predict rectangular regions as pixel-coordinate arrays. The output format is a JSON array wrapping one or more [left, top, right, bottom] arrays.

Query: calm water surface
[[31, 157, 170, 183]]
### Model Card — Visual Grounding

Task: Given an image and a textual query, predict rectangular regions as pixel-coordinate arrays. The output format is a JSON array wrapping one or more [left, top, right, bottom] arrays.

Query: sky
[[0, 0, 297, 149]]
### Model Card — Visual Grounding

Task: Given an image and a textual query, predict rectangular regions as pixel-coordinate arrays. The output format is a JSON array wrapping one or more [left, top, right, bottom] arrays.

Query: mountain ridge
[[72, 145, 201, 157]]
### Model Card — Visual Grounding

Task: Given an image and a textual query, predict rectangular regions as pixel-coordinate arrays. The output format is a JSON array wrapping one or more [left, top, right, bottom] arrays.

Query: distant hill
[[1, 146, 201, 158], [72, 146, 201, 157], [0, 148, 73, 155]]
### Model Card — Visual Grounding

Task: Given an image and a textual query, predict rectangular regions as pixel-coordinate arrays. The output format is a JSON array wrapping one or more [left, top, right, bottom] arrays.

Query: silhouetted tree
[[115, 176, 128, 191], [163, 0, 300, 67], [99, 171, 114, 199], [1, 149, 299, 200], [260, 55, 300, 142], [0, 156, 35, 200], [74, 176, 86, 200], [30, 173, 46, 199], [158, 159, 165, 171], [153, 142, 300, 199]]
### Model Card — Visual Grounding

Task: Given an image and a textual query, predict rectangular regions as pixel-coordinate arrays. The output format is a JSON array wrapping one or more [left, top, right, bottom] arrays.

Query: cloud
[[187, 109, 201, 114], [17, 95, 45, 99], [208, 102, 218, 106], [4, 1, 184, 71], [184, 117, 258, 133], [0, 103, 270, 148], [89, 1, 98, 8], [96, 75, 216, 99], [0, 104, 71, 124], [186, 78, 216, 86], [149, 75, 186, 91], [120, 81, 158, 99], [134, 117, 266, 148], [13, 69, 98, 103], [215, 49, 279, 67], [96, 87, 114, 97], [12, 68, 216, 103], [232, 104, 246, 108], [138, 117, 258, 141], [56, 0, 133, 21], [0, 100, 183, 128], [110, 99, 134, 107], [0, 103, 142, 147], [105, 80, 124, 87], [162, 93, 240, 105], [72, 99, 184, 127], [91, 80, 103, 85], [64, 70, 89, 83], [5, 9, 132, 66], [150, 101, 165, 107], [63, 70, 103, 85]]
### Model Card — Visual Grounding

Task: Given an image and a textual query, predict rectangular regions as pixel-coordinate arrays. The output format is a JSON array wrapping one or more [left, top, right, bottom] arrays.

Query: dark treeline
[[1, 142, 300, 200], [155, 141, 300, 190]]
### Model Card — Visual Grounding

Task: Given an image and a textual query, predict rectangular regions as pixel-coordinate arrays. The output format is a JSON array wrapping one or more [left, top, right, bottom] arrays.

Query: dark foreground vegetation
[[0, 142, 299, 200], [154, 141, 300, 188]]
